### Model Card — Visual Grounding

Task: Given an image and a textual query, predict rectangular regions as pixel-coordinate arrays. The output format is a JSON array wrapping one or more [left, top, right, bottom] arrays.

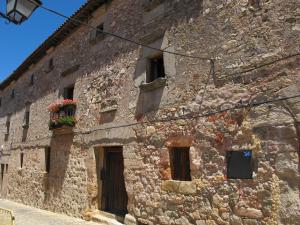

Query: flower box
[[48, 99, 77, 130]]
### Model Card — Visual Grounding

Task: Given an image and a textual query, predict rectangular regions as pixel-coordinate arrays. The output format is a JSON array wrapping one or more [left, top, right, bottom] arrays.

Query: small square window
[[226, 150, 253, 179], [63, 85, 74, 100], [147, 53, 165, 83], [169, 147, 191, 181]]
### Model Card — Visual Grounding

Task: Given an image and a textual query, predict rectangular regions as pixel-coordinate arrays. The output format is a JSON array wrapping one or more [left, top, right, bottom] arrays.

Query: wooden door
[[102, 147, 128, 216]]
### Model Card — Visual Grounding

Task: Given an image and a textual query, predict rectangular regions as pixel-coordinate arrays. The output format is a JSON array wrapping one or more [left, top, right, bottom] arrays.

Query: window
[[45, 58, 54, 72], [226, 150, 253, 179], [90, 23, 105, 43], [63, 85, 74, 100], [23, 111, 30, 128], [147, 53, 165, 83], [5, 115, 11, 135], [20, 153, 24, 168], [0, 97, 2, 107], [30, 74, 34, 86], [96, 23, 104, 37], [22, 103, 31, 128], [45, 147, 51, 173], [11, 89, 15, 98], [1, 164, 4, 182], [169, 147, 191, 181]]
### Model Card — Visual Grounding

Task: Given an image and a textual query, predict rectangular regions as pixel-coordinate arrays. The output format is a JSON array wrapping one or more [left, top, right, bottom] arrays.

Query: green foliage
[[49, 116, 76, 130]]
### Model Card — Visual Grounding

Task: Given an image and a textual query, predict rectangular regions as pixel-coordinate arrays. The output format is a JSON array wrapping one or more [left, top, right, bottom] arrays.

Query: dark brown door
[[102, 147, 128, 216]]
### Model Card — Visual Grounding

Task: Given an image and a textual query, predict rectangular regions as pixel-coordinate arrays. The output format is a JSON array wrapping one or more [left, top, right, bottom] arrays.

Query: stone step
[[91, 214, 124, 225]]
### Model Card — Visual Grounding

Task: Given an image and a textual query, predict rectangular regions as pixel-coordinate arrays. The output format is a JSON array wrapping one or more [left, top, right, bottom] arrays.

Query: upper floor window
[[96, 23, 104, 37], [147, 53, 165, 83], [5, 114, 11, 136], [30, 74, 35, 86], [63, 85, 74, 100], [169, 147, 191, 181], [11, 89, 15, 99], [90, 23, 106, 43], [45, 58, 54, 73], [23, 103, 31, 128]]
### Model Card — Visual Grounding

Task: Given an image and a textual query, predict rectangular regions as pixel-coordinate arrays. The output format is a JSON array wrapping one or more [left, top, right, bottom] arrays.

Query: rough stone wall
[[0, 0, 299, 224]]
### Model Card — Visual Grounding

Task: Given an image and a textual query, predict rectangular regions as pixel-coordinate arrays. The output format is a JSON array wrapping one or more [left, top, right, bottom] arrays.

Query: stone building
[[0, 0, 299, 224]]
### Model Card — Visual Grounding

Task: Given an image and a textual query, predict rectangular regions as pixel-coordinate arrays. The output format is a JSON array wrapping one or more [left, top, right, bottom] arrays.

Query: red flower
[[48, 99, 77, 112]]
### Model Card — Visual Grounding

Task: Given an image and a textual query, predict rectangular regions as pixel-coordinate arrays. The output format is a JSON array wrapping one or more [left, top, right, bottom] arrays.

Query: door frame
[[95, 146, 128, 216]]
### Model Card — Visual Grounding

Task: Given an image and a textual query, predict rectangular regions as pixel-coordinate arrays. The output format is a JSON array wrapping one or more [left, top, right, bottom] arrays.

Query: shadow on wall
[[43, 133, 73, 203], [135, 87, 165, 120]]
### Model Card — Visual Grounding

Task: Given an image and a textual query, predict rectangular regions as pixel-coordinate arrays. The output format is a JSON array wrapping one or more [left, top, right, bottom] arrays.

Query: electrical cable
[[7, 93, 300, 146], [218, 52, 300, 79], [29, 0, 212, 61], [78, 93, 300, 134]]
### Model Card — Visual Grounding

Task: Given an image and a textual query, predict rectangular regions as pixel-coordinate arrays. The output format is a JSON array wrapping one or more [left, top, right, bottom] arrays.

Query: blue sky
[[0, 0, 86, 81]]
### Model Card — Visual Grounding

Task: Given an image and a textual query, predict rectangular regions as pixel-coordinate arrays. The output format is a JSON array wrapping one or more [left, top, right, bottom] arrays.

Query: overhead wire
[[218, 52, 300, 80], [78, 93, 300, 135], [29, 0, 212, 61], [8, 93, 300, 147], [5, 1, 300, 146]]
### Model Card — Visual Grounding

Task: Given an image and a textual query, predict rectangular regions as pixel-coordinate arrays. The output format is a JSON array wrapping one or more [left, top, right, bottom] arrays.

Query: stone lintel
[[161, 180, 197, 194], [165, 136, 193, 148]]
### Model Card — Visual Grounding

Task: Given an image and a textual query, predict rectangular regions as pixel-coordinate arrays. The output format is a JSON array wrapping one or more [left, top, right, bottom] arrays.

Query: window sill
[[139, 77, 167, 92], [100, 105, 118, 113], [161, 180, 196, 195]]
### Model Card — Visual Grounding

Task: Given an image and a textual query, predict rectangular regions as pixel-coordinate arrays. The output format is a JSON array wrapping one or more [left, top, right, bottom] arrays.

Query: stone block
[[161, 180, 197, 194], [165, 136, 193, 147], [125, 214, 137, 225]]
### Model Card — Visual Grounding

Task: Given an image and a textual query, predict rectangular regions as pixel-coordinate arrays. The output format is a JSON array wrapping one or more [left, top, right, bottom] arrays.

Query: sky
[[0, 0, 87, 82]]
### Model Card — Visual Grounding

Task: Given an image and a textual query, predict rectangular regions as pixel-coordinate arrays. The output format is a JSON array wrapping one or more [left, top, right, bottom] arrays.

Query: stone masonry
[[0, 0, 299, 224]]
